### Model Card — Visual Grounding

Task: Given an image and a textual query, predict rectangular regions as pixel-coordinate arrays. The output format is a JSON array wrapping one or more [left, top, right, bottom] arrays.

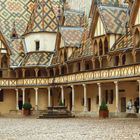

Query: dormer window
[[35, 41, 40, 51]]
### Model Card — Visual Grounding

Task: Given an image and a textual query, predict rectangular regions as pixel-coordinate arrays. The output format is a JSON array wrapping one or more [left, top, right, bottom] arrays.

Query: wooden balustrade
[[0, 64, 140, 88]]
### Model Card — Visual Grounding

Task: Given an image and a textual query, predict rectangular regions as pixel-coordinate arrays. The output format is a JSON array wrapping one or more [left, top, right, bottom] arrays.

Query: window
[[77, 63, 81, 71], [114, 56, 119, 66], [122, 55, 126, 65], [0, 71, 2, 78], [0, 90, 4, 102], [35, 41, 40, 51]]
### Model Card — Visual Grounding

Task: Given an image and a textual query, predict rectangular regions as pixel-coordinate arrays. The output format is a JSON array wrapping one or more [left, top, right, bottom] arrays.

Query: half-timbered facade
[[0, 0, 140, 116]]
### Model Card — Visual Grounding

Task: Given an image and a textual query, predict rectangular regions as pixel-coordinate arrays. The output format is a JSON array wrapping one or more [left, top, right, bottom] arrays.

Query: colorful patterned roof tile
[[21, 51, 53, 67], [0, 0, 35, 39], [10, 39, 25, 67], [98, 5, 129, 34], [59, 27, 84, 47], [64, 10, 84, 27], [110, 31, 133, 52], [25, 0, 58, 34]]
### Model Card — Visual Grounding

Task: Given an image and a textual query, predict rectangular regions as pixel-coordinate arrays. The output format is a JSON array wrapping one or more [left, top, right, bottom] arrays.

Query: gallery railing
[[0, 64, 140, 88]]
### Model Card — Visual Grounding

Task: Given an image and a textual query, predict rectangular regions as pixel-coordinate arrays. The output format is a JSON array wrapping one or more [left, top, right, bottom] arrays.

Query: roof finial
[[11, 21, 18, 39]]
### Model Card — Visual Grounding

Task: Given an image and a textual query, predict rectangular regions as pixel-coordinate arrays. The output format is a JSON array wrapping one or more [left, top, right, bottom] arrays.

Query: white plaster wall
[[94, 17, 105, 37], [24, 32, 56, 52], [135, 5, 140, 25]]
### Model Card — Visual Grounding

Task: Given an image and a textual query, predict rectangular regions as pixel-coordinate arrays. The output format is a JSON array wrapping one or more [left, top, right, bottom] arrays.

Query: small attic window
[[35, 41, 40, 51]]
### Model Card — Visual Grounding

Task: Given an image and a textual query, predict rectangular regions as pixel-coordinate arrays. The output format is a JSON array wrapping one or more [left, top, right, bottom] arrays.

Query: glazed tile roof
[[0, 0, 61, 39], [10, 39, 25, 67], [110, 31, 133, 52], [59, 27, 84, 47], [21, 51, 54, 67], [69, 39, 93, 60], [98, 5, 129, 34], [25, 0, 58, 34], [64, 10, 84, 27], [0, 0, 35, 39]]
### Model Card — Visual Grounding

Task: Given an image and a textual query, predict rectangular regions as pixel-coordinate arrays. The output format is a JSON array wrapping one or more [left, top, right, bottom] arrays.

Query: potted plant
[[22, 102, 32, 116], [99, 101, 109, 118]]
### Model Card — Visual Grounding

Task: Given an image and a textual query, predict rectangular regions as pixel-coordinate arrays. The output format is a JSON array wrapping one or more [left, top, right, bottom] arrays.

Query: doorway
[[87, 98, 91, 112], [121, 97, 126, 112]]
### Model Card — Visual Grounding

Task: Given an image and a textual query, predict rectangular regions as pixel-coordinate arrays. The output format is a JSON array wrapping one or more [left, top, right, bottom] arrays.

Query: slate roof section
[[64, 10, 84, 27], [10, 39, 25, 67], [59, 27, 84, 47], [0, 0, 35, 39], [21, 51, 54, 67], [110, 31, 133, 52], [25, 0, 58, 34], [98, 5, 129, 34]]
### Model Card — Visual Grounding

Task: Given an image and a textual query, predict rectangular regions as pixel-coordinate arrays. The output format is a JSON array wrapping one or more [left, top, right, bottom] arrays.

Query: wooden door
[[121, 97, 126, 112]]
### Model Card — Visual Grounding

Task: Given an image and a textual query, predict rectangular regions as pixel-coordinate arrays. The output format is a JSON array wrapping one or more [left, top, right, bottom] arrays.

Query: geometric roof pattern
[[59, 27, 84, 47], [25, 0, 58, 34], [0, 0, 35, 39], [98, 5, 129, 34], [10, 39, 25, 67], [110, 31, 133, 52], [21, 51, 54, 67], [64, 10, 84, 27]]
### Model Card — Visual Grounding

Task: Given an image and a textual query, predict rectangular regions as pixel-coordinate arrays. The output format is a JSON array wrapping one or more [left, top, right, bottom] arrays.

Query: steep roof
[[25, 0, 58, 34], [0, 30, 11, 55], [110, 31, 133, 52], [97, 4, 129, 34], [9, 39, 25, 67], [20, 51, 53, 67], [0, 0, 35, 39]]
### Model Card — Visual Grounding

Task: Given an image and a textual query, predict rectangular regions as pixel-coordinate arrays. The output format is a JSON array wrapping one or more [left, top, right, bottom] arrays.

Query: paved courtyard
[[0, 117, 139, 140]]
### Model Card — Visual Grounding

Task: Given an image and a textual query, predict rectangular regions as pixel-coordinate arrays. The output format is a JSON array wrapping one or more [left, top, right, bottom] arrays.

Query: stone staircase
[[38, 106, 74, 119]]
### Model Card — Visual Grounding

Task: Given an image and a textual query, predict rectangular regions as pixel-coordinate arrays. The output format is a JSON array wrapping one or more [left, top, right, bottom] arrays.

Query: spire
[[25, 0, 58, 34], [10, 21, 18, 39]]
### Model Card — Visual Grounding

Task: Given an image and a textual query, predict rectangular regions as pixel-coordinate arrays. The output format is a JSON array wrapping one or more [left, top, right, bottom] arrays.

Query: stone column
[[34, 88, 38, 111], [114, 81, 119, 113], [137, 80, 140, 113], [48, 87, 51, 107], [22, 88, 25, 105], [22, 69, 25, 78], [83, 84, 88, 112], [15, 89, 19, 110], [71, 85, 75, 112], [60, 86, 64, 104], [97, 83, 102, 108]]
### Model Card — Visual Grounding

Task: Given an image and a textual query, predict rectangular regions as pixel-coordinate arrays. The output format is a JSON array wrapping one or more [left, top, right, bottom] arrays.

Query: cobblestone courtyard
[[0, 117, 139, 140]]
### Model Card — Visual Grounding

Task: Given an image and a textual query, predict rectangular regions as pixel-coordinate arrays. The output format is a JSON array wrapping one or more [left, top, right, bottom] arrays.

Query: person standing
[[126, 99, 133, 113]]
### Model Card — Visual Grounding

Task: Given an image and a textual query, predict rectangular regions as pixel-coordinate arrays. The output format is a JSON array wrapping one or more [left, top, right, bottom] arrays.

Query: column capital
[[71, 85, 74, 88], [34, 88, 38, 91], [114, 81, 119, 85], [137, 80, 140, 83], [97, 83, 101, 87], [21, 88, 25, 92], [15, 89, 18, 92], [82, 84, 86, 87]]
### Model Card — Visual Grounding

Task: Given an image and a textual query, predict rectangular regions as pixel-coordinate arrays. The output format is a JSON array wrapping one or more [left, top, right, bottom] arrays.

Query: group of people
[[127, 98, 139, 113]]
